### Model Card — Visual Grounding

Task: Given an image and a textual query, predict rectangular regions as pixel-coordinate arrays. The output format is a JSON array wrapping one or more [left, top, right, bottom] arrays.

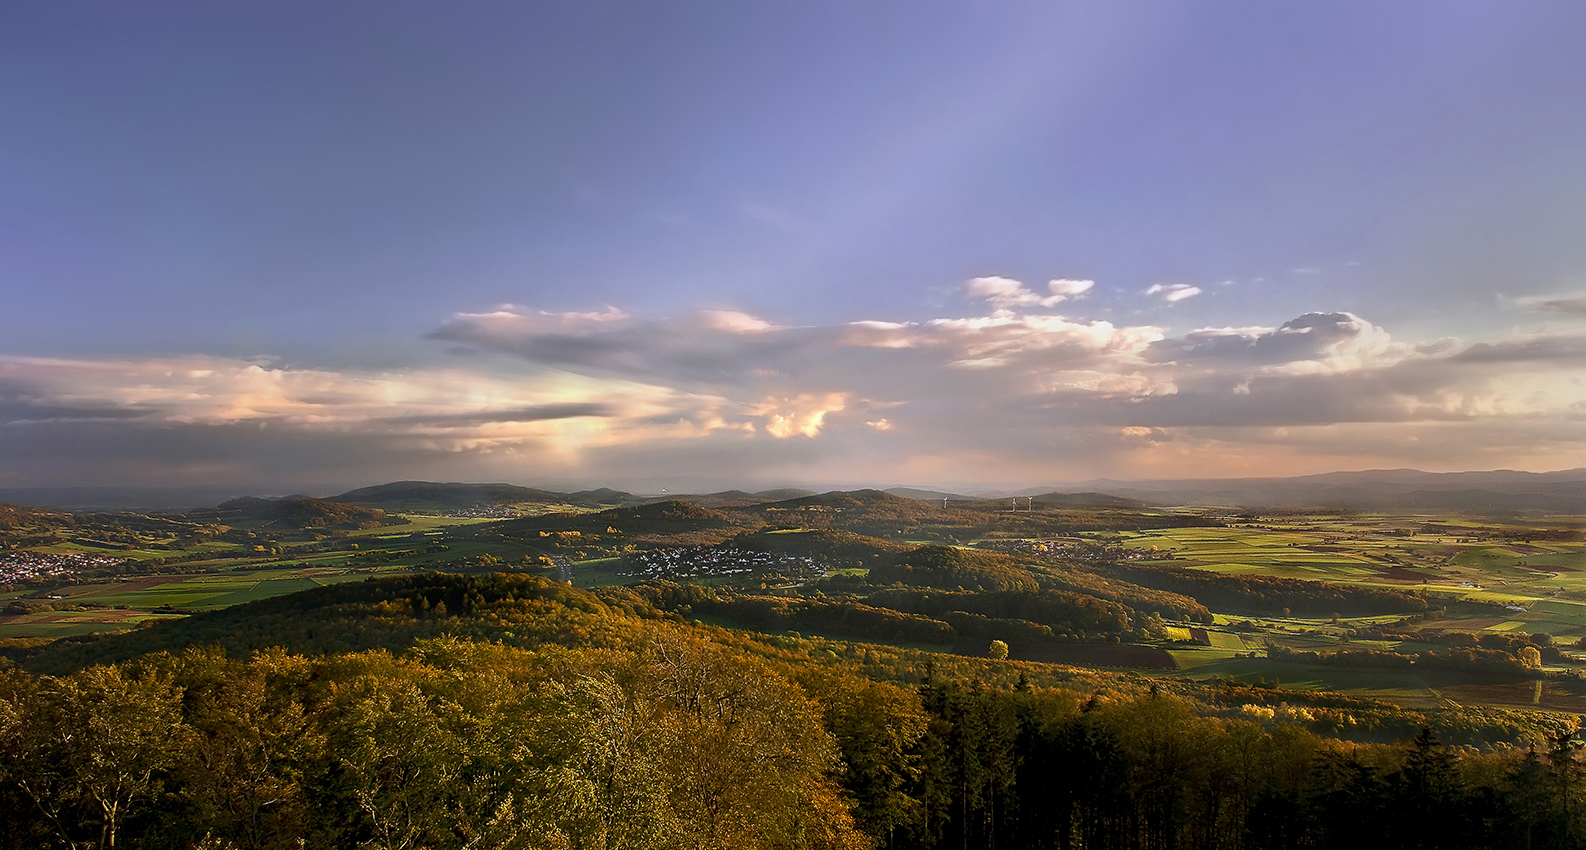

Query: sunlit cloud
[[966, 276, 1094, 311], [4, 277, 1586, 489], [1146, 312, 1405, 374], [752, 393, 849, 438], [1145, 283, 1203, 302]]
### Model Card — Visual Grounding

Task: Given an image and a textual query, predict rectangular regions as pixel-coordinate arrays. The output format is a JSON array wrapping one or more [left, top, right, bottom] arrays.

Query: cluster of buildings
[[983, 538, 1160, 562], [0, 550, 126, 584], [418, 506, 524, 518], [621, 546, 827, 583]]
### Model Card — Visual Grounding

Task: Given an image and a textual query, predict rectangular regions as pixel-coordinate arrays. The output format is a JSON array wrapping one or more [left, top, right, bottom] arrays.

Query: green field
[[0, 564, 433, 638], [7, 504, 1586, 718], [0, 504, 578, 640], [1082, 514, 1586, 709], [1117, 516, 1586, 639]]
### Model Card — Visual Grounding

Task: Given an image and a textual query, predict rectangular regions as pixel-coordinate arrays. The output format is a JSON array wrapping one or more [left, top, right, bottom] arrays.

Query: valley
[[4, 484, 1583, 714], [3, 479, 1586, 849]]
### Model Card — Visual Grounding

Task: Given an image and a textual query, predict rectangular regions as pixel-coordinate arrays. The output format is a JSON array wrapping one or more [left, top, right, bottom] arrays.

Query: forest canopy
[[3, 572, 1583, 850]]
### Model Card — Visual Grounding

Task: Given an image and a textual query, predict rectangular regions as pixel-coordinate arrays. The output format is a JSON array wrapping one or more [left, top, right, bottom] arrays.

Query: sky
[[3, 1, 1586, 494]]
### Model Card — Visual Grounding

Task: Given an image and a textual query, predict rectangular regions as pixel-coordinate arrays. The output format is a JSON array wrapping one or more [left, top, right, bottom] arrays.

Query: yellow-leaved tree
[[644, 634, 870, 850]]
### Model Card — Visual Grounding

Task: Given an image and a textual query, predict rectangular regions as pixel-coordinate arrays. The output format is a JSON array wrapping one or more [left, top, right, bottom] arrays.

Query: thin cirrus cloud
[[3, 281, 1585, 489], [1515, 292, 1586, 317]]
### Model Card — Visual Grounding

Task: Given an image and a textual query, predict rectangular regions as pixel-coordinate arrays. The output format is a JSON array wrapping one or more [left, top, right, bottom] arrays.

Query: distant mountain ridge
[[1059, 468, 1586, 512], [886, 488, 1149, 509], [1030, 491, 1149, 509], [3, 468, 1582, 514], [884, 487, 975, 502], [332, 481, 636, 509], [654, 488, 819, 508]]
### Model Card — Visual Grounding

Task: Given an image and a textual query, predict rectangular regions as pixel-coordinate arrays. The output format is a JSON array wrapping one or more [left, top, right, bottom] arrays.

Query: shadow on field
[[950, 640, 1179, 669]]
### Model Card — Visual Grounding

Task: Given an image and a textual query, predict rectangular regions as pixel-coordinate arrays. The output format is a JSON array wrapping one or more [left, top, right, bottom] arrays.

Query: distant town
[[0, 551, 128, 584], [981, 537, 1162, 562], [621, 545, 828, 584]]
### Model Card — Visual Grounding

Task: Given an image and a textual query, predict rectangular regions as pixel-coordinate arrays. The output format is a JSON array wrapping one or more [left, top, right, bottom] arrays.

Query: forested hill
[[464, 499, 754, 550], [0, 503, 70, 528], [17, 572, 667, 673], [727, 489, 1220, 541], [673, 488, 820, 507], [868, 545, 1041, 592], [200, 496, 401, 530], [335, 480, 568, 505], [4, 571, 1582, 850]]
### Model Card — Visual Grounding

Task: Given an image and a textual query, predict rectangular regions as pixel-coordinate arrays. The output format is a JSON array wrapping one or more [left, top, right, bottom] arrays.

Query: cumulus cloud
[[430, 303, 1166, 408], [752, 393, 849, 438], [1145, 312, 1402, 372], [966, 276, 1094, 311], [1146, 283, 1203, 302], [5, 282, 1586, 489]]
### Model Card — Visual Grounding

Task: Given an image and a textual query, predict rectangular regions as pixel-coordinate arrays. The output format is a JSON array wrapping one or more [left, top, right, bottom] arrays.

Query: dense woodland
[[2, 572, 1585, 850]]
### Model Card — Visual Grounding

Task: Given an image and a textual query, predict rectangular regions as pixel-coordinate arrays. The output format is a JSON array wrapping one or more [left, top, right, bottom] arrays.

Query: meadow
[[1098, 513, 1586, 708], [0, 515, 514, 638], [1117, 514, 1586, 637], [0, 564, 418, 637]]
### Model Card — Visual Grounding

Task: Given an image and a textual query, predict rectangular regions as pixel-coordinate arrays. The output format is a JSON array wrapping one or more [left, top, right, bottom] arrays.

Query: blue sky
[[3, 2, 1585, 492]]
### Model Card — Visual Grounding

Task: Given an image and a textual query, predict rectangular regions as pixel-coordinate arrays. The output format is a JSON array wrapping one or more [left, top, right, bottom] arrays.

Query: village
[[620, 545, 828, 584], [0, 550, 128, 584], [980, 537, 1163, 562]]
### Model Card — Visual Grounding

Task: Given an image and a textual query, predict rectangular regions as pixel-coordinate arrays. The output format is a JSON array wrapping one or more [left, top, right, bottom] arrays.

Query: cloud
[[1048, 278, 1096, 298], [1516, 291, 1586, 316], [380, 403, 615, 427], [698, 310, 777, 334], [422, 306, 1566, 476], [425, 306, 819, 386], [1145, 312, 1402, 371], [752, 393, 848, 438], [966, 276, 1094, 311], [1145, 283, 1203, 302], [1451, 333, 1586, 364], [0, 356, 657, 436], [5, 293, 1586, 489], [430, 303, 1164, 407]]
